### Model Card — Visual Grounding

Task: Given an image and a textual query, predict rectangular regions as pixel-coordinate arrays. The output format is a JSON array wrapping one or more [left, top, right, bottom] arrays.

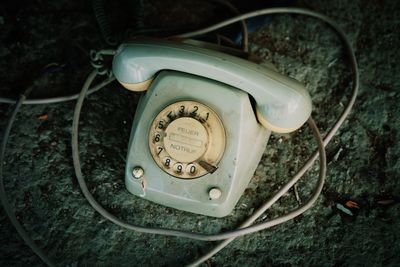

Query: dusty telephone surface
[[112, 39, 312, 217]]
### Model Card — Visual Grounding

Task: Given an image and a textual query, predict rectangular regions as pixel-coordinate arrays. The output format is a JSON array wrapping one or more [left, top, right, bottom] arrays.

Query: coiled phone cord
[[91, 0, 248, 50], [0, 7, 358, 266], [92, 0, 117, 46]]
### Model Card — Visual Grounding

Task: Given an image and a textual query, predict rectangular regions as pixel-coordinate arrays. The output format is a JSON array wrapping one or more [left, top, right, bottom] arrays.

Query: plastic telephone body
[[113, 39, 312, 133], [124, 71, 270, 217], [112, 39, 312, 217]]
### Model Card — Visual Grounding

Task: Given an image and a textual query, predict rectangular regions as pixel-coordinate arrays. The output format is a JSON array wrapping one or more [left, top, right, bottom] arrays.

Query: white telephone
[[112, 39, 312, 217]]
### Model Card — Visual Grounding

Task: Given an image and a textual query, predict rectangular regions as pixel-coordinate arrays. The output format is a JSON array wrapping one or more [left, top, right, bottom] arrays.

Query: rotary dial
[[149, 101, 225, 179]]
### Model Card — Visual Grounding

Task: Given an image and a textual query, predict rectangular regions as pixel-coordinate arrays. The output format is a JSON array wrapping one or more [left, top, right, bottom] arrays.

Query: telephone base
[[125, 71, 270, 217]]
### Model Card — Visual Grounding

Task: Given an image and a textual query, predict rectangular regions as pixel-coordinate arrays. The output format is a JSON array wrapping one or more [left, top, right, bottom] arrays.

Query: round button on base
[[209, 188, 222, 200]]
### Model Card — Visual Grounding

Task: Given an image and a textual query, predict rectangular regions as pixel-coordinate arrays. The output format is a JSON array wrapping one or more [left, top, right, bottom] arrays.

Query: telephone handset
[[112, 39, 311, 217]]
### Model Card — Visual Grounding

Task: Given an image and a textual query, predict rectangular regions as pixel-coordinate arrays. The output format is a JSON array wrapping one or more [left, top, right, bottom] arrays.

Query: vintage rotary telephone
[[112, 39, 312, 217], [1, 7, 358, 266]]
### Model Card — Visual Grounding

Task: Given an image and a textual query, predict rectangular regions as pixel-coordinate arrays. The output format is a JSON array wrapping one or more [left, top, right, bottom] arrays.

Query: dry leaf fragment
[[345, 200, 360, 209], [38, 114, 49, 121]]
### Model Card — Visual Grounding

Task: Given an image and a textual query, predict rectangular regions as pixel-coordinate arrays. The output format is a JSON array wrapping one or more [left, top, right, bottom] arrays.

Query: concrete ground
[[0, 0, 399, 266]]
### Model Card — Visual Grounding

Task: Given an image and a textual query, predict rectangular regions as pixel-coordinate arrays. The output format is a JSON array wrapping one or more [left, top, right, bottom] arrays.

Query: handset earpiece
[[112, 39, 312, 133]]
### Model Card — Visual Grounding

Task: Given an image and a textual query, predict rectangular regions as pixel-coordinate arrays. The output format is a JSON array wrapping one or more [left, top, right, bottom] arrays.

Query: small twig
[[294, 183, 302, 205]]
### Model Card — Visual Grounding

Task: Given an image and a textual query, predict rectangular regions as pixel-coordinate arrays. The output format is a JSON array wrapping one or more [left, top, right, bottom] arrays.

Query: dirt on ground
[[0, 0, 399, 266]]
